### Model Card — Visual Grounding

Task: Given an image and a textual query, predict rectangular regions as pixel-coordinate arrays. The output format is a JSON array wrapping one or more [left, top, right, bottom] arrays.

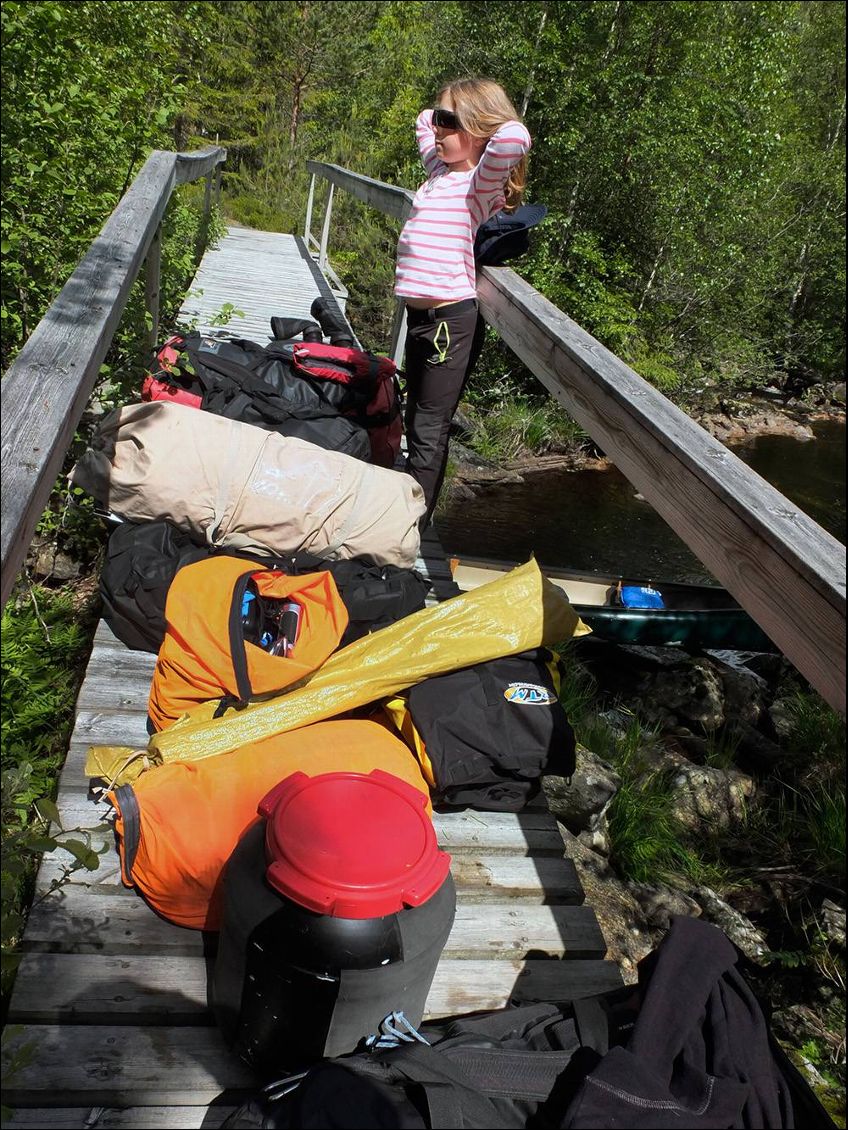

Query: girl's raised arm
[[416, 109, 447, 176], [468, 119, 531, 216]]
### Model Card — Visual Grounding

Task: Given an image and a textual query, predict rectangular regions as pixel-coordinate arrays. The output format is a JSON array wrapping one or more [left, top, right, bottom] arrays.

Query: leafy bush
[[1, 586, 100, 1010]]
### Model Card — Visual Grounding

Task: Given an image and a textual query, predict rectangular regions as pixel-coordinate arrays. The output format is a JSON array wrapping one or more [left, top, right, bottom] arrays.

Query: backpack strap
[[380, 1041, 574, 1129], [573, 997, 610, 1056], [188, 344, 337, 421]]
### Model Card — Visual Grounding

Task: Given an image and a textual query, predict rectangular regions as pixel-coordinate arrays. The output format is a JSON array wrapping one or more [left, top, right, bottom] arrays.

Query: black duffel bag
[[100, 520, 431, 654], [385, 649, 576, 811], [222, 915, 836, 1130]]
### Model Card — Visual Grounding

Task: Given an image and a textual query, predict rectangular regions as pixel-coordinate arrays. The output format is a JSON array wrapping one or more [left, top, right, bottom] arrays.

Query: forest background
[[2, 0, 846, 391], [1, 0, 846, 1103]]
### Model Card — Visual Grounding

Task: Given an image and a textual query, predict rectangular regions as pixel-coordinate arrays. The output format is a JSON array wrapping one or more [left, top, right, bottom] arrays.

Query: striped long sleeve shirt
[[394, 109, 531, 302]]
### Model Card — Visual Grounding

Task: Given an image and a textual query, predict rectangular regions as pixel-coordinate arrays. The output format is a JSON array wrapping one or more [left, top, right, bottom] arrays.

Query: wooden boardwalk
[[177, 226, 349, 341], [3, 227, 621, 1128]]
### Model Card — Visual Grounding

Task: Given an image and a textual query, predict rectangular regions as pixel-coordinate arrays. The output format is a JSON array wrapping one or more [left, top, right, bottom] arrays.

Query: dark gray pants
[[403, 298, 481, 522]]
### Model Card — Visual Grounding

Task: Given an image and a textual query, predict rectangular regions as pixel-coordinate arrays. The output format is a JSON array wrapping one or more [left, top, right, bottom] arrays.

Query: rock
[[32, 547, 81, 581], [627, 881, 702, 931], [543, 748, 621, 833], [557, 825, 664, 982], [449, 408, 476, 442], [741, 652, 792, 687], [707, 655, 768, 729], [667, 728, 710, 765], [619, 645, 687, 670], [691, 885, 768, 961], [641, 659, 726, 730], [669, 763, 755, 833], [820, 899, 846, 948], [577, 819, 611, 857], [728, 721, 785, 771], [767, 696, 796, 743]]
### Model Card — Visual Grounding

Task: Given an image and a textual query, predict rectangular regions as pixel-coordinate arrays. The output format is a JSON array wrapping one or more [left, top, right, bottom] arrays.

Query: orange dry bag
[[148, 556, 349, 731], [107, 718, 431, 930]]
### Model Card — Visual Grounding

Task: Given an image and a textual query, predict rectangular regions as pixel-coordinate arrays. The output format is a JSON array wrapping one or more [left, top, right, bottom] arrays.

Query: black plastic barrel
[[212, 769, 456, 1074]]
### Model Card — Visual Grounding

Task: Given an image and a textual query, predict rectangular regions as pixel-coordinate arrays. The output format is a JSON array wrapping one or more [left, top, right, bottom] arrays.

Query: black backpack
[[222, 995, 629, 1130], [143, 330, 372, 462], [99, 520, 431, 655], [99, 519, 212, 652], [388, 649, 576, 811], [222, 915, 836, 1130]]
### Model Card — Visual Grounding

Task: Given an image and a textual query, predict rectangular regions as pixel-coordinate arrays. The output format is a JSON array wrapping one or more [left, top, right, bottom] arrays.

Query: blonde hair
[[438, 78, 527, 211]]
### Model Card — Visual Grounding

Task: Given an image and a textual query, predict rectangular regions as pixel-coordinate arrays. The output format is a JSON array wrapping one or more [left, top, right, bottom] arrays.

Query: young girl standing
[[395, 78, 531, 524]]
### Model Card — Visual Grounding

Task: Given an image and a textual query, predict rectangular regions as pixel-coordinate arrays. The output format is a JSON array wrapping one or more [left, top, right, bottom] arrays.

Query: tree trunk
[[638, 242, 666, 312], [290, 77, 303, 147], [520, 5, 549, 118]]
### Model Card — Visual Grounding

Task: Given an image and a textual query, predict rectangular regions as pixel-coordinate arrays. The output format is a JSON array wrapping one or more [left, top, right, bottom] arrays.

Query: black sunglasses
[[432, 107, 463, 131]]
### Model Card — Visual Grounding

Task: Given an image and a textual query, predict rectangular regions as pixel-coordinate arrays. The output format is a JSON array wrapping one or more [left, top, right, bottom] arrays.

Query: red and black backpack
[[142, 318, 402, 466]]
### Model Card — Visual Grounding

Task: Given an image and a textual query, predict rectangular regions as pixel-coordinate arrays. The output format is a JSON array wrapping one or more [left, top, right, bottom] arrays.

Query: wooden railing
[[0, 146, 226, 609], [305, 161, 414, 364], [305, 161, 846, 713]]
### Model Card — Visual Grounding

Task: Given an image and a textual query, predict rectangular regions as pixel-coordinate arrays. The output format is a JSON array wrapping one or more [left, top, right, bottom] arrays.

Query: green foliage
[[1, 589, 92, 771], [784, 689, 847, 765], [110, 0, 844, 393], [1, 586, 103, 1009], [704, 727, 743, 772], [0, 0, 206, 367], [553, 646, 599, 724], [464, 395, 586, 462]]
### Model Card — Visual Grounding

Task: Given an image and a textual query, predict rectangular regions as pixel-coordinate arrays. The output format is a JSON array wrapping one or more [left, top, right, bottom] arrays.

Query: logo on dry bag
[[504, 682, 554, 706]]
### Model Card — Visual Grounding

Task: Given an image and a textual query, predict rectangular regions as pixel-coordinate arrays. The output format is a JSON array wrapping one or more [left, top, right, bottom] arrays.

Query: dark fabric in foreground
[[222, 916, 836, 1129]]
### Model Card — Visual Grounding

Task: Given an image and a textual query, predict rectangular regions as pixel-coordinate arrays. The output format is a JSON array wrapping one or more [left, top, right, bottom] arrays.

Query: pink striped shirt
[[394, 109, 531, 301]]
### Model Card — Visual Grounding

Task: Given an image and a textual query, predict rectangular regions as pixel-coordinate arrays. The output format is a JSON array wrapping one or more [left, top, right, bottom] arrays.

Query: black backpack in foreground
[[222, 915, 836, 1130]]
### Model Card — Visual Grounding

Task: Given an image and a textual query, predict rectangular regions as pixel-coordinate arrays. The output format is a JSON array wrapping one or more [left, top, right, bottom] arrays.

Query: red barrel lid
[[258, 770, 451, 919]]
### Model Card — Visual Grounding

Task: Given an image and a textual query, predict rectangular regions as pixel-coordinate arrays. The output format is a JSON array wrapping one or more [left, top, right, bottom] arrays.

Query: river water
[[435, 418, 846, 584]]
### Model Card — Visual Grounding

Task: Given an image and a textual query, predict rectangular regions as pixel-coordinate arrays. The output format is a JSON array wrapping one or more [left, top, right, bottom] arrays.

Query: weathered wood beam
[[174, 146, 227, 185], [306, 160, 414, 222], [477, 266, 846, 712], [1, 147, 226, 609]]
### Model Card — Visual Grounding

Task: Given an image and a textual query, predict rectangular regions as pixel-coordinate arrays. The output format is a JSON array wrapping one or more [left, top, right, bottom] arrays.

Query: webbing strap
[[386, 1042, 573, 1127], [112, 785, 140, 876], [573, 997, 610, 1056]]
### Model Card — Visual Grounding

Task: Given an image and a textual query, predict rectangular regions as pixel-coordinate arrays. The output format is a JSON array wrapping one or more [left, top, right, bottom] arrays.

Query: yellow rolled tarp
[[85, 558, 590, 787]]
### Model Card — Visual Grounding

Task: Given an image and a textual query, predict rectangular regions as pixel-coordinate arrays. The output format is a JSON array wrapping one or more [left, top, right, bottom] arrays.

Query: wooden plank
[[177, 228, 327, 338], [67, 710, 151, 752], [307, 160, 413, 222], [2, 1109, 236, 1129], [35, 842, 582, 905], [9, 953, 212, 1024], [23, 890, 605, 959], [0, 1026, 256, 1107], [477, 266, 846, 712], [9, 953, 621, 1025], [41, 793, 567, 859], [450, 854, 582, 901]]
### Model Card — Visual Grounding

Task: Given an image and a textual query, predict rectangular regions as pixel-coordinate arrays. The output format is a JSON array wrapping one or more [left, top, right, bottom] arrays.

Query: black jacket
[[563, 915, 797, 1128]]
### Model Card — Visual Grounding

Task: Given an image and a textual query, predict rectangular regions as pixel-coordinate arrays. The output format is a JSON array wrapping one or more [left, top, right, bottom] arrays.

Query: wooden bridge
[[1, 145, 845, 1126]]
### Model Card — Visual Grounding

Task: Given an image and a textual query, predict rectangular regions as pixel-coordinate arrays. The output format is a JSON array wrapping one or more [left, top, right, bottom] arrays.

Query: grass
[[1, 582, 99, 1015], [552, 658, 731, 888], [703, 726, 743, 771], [463, 397, 587, 463]]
